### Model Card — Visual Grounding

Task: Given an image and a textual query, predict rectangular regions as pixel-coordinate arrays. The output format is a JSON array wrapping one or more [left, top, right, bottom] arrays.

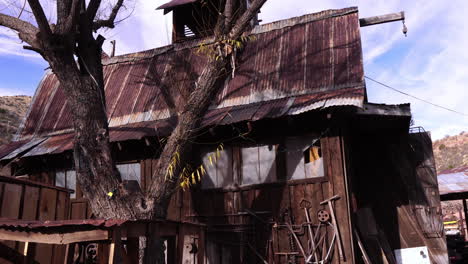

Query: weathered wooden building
[[0, 3, 447, 264]]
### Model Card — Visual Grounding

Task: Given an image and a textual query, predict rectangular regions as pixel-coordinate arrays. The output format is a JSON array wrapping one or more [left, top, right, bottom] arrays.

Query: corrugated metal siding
[[5, 8, 364, 158]]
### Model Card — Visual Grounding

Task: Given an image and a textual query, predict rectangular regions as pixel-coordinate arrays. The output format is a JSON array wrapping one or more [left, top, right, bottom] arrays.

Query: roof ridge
[[102, 7, 359, 66]]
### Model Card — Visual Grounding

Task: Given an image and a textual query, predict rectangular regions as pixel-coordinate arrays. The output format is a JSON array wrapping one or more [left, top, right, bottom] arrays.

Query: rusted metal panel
[[157, 0, 198, 10], [438, 168, 468, 196], [0, 139, 30, 159]]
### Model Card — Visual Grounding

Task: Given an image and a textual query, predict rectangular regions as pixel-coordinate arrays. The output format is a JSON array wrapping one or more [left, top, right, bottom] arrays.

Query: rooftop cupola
[[157, 0, 259, 43]]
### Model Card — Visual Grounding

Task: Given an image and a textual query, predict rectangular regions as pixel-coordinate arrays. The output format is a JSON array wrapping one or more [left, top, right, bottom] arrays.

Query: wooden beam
[[0, 228, 109, 244], [356, 103, 411, 117], [360, 12, 405, 27]]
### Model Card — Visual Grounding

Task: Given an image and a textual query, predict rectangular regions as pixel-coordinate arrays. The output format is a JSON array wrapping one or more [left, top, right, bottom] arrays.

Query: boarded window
[[241, 145, 276, 185], [201, 148, 233, 189], [285, 136, 324, 180], [55, 170, 77, 198], [117, 163, 141, 184]]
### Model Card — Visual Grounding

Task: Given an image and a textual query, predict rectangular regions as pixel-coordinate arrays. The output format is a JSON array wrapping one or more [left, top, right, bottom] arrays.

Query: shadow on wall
[[349, 131, 447, 264]]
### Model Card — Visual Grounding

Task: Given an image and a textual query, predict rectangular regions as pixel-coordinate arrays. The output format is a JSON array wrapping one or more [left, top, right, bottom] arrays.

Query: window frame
[[199, 135, 329, 191]]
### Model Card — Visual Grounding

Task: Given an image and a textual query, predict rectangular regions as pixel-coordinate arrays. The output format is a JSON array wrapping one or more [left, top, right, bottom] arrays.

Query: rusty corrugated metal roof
[[157, 0, 198, 10], [1, 87, 363, 160], [3, 7, 365, 159], [0, 139, 31, 159], [438, 166, 468, 196]]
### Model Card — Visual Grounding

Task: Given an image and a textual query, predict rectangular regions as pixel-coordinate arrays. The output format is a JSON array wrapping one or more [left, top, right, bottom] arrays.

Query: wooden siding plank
[[0, 183, 23, 250], [35, 188, 58, 264], [70, 202, 87, 220], [325, 133, 354, 264], [52, 191, 69, 264], [17, 186, 40, 260]]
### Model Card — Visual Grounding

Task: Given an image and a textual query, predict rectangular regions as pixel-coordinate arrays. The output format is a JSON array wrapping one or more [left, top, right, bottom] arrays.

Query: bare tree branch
[[229, 0, 266, 39], [27, 0, 52, 37], [86, 0, 101, 23], [224, 0, 234, 31], [17, 0, 27, 19], [92, 0, 124, 31], [57, 0, 72, 26], [0, 13, 38, 45], [62, 0, 81, 33], [213, 0, 226, 37]]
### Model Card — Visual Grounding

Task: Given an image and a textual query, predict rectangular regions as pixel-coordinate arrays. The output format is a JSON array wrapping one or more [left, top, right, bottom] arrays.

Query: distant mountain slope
[[0, 96, 32, 145], [433, 132, 468, 173]]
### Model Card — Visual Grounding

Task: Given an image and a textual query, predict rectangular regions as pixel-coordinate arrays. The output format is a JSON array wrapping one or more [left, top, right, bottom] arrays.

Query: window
[[285, 136, 324, 180], [241, 145, 276, 186], [201, 148, 233, 189], [116, 163, 141, 184], [55, 170, 77, 198]]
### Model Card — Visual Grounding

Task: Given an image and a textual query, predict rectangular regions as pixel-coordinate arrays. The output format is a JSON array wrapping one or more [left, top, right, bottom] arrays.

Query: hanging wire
[[365, 76, 468, 117]]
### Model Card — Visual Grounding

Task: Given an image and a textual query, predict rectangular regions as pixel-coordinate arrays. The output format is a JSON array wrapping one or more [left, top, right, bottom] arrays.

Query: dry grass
[[433, 131, 468, 173], [0, 96, 32, 145]]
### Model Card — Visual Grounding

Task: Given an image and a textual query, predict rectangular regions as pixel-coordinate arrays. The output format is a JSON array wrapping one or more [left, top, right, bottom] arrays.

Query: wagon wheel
[[317, 209, 330, 223]]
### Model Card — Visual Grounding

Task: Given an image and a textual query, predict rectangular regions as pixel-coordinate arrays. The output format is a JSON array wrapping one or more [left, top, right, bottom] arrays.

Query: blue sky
[[0, 0, 467, 139]]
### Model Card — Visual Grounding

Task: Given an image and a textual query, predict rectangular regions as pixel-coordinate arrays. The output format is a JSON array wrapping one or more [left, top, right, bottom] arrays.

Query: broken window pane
[[241, 145, 276, 185], [285, 136, 324, 180], [201, 147, 233, 189], [117, 163, 141, 185], [55, 171, 65, 188], [66, 170, 76, 199]]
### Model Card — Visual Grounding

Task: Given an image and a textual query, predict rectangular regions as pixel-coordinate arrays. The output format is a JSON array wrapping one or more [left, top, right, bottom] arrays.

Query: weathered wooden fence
[[0, 175, 71, 263]]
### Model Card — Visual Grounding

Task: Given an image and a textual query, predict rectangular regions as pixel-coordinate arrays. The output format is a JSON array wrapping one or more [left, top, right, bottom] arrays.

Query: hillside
[[0, 96, 32, 145], [433, 131, 468, 173]]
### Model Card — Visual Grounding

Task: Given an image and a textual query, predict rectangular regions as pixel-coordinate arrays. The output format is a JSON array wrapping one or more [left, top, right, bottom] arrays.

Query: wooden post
[[23, 242, 29, 263], [359, 12, 405, 27], [126, 237, 140, 264], [108, 228, 123, 264], [108, 242, 116, 264], [463, 199, 468, 239], [63, 243, 75, 264]]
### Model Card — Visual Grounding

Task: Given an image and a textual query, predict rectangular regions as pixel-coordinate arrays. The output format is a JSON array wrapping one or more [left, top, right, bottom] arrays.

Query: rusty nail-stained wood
[[359, 11, 405, 27]]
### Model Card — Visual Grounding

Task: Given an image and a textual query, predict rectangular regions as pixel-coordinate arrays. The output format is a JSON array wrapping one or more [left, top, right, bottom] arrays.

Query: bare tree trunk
[[44, 40, 148, 219], [147, 58, 227, 216]]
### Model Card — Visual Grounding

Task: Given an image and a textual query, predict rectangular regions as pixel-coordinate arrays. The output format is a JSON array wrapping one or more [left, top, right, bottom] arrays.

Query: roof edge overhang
[[156, 0, 198, 14]]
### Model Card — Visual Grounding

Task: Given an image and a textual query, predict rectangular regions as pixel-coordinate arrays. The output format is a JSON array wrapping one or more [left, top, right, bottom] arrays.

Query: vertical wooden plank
[[0, 183, 22, 250], [53, 191, 70, 264], [325, 132, 354, 264], [35, 188, 58, 264], [70, 202, 87, 219], [0, 183, 22, 218], [224, 191, 235, 225], [126, 237, 139, 264], [167, 190, 180, 222], [97, 243, 110, 264], [17, 186, 40, 260], [0, 183, 5, 215], [38, 188, 57, 221], [197, 228, 205, 264], [75, 183, 83, 199], [140, 160, 146, 192]]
